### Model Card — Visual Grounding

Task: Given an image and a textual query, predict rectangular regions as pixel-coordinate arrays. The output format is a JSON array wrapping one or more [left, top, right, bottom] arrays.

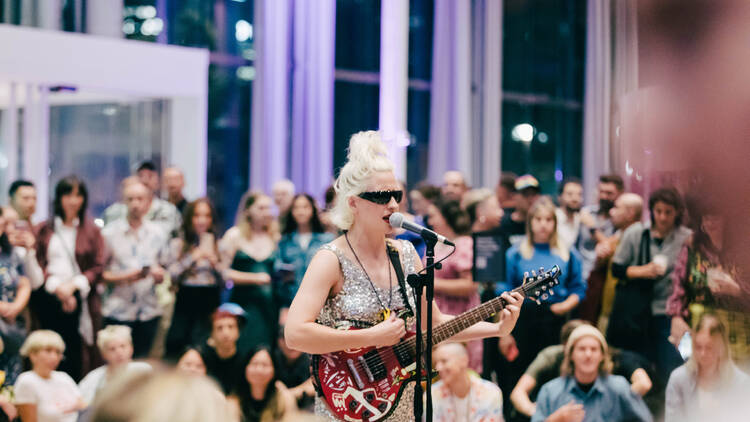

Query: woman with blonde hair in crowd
[[220, 191, 280, 352], [284, 131, 523, 420], [14, 330, 85, 422], [665, 313, 750, 422], [77, 325, 152, 405]]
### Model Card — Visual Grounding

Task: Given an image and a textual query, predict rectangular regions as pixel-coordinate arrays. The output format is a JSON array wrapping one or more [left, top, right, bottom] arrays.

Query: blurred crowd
[[0, 156, 745, 422]]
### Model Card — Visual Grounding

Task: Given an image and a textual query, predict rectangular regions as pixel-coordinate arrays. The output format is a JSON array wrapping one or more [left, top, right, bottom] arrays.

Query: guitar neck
[[429, 285, 527, 345]]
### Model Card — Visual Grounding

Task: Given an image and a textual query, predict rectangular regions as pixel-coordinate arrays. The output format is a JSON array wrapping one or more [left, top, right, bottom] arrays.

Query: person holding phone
[[101, 181, 169, 358], [162, 198, 223, 359]]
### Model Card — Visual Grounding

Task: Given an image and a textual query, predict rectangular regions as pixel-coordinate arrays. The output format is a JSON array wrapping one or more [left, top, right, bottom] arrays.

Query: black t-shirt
[[499, 212, 526, 247], [274, 348, 314, 409], [202, 345, 250, 395], [611, 347, 649, 380]]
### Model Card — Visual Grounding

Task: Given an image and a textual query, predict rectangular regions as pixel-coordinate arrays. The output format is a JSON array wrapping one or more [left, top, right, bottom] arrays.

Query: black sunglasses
[[358, 190, 403, 205]]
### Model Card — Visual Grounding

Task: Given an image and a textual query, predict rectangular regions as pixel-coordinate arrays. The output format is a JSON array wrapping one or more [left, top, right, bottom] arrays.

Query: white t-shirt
[[14, 371, 82, 422], [78, 361, 152, 404]]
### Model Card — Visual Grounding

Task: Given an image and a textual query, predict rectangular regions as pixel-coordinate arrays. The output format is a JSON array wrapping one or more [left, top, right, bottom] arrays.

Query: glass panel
[[333, 81, 379, 173], [48, 101, 167, 219], [335, 0, 381, 71]]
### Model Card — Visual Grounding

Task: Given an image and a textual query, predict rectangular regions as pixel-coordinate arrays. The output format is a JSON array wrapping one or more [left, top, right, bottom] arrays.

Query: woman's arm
[[222, 268, 271, 285], [16, 403, 36, 422], [630, 368, 653, 396], [7, 275, 31, 320], [511, 374, 539, 417], [433, 271, 476, 296], [285, 251, 406, 354]]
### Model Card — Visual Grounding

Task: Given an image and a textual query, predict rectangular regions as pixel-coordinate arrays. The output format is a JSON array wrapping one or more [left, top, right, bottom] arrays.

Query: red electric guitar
[[312, 265, 561, 421]]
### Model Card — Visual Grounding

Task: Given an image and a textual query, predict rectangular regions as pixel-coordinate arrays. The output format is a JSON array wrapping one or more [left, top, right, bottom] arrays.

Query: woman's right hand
[[368, 314, 406, 347], [669, 316, 690, 347]]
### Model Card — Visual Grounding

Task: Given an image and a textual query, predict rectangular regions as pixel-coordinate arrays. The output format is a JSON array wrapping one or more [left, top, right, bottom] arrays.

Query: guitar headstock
[[520, 265, 561, 305]]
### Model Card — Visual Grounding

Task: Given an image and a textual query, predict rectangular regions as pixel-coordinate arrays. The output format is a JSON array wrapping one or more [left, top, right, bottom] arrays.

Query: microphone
[[389, 212, 455, 246]]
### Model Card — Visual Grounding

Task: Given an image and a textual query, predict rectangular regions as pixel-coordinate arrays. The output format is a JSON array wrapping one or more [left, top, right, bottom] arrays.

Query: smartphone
[[14, 220, 30, 232], [199, 233, 215, 253], [141, 265, 151, 277]]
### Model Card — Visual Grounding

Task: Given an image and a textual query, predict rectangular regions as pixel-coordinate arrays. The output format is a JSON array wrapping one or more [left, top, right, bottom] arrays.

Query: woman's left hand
[[497, 291, 524, 337]]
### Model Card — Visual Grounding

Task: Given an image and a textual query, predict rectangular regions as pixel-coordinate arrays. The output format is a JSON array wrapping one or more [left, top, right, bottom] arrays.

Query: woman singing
[[284, 131, 523, 421]]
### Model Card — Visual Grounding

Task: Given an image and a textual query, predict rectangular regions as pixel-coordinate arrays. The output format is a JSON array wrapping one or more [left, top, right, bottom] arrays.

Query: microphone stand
[[407, 236, 439, 422]]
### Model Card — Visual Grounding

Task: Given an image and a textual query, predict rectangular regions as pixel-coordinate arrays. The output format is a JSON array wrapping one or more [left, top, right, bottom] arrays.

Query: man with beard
[[555, 178, 584, 250], [575, 174, 623, 281]]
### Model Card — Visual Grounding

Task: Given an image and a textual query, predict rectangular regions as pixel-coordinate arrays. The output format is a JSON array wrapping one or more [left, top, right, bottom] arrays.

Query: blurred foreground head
[[90, 370, 232, 422]]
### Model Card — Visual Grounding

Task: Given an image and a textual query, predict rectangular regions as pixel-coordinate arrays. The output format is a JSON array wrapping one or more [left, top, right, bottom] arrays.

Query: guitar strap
[[386, 241, 415, 319]]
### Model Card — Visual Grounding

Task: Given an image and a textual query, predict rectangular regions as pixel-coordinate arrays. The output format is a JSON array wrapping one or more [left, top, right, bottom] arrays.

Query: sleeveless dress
[[314, 240, 419, 421], [229, 249, 278, 352]]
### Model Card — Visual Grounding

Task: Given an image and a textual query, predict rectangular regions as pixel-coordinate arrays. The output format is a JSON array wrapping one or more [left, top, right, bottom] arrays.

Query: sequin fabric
[[314, 240, 419, 421]]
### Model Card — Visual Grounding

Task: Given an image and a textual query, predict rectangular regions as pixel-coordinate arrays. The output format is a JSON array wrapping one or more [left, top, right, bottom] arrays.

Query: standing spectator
[[277, 194, 334, 308], [577, 193, 643, 331], [442, 171, 469, 202], [555, 178, 583, 251], [271, 180, 296, 219], [496, 172, 518, 213], [665, 313, 750, 422], [6, 181, 44, 291], [666, 198, 750, 368], [163, 198, 223, 359], [409, 182, 441, 221], [102, 162, 181, 237], [163, 167, 188, 215], [228, 345, 297, 422], [501, 196, 585, 416], [575, 174, 624, 280], [15, 330, 86, 422], [35, 176, 107, 380], [392, 181, 426, 258], [319, 185, 339, 235], [462, 188, 504, 233], [202, 305, 249, 395], [432, 342, 504, 422], [499, 175, 540, 247], [609, 187, 691, 383], [425, 198, 483, 372], [0, 208, 31, 387], [101, 181, 169, 358], [77, 325, 152, 405], [220, 191, 279, 352], [532, 325, 652, 422]]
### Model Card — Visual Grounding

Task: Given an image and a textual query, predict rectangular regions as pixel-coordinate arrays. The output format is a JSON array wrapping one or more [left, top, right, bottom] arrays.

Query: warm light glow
[[511, 123, 535, 142]]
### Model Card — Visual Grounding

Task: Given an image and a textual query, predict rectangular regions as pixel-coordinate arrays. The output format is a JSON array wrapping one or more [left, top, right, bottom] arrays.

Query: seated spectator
[[0, 208, 30, 386], [202, 304, 249, 395], [101, 181, 169, 358], [555, 178, 583, 251], [274, 314, 313, 410], [0, 336, 18, 421], [532, 325, 652, 422], [609, 187, 691, 383], [78, 325, 152, 405], [176, 346, 207, 376], [35, 176, 107, 380], [89, 370, 233, 422], [228, 345, 296, 422], [665, 313, 750, 422], [667, 197, 750, 368], [277, 194, 334, 307], [15, 330, 86, 422], [462, 188, 504, 233], [511, 320, 652, 418], [432, 342, 504, 422], [163, 198, 222, 359], [220, 191, 279, 352], [425, 198, 482, 372]]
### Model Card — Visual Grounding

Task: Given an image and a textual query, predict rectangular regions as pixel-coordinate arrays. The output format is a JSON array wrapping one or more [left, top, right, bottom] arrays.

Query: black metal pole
[[424, 238, 436, 421], [408, 272, 423, 421]]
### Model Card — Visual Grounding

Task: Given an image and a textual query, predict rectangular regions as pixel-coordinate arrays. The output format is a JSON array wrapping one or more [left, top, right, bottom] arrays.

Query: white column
[[250, 0, 291, 193], [168, 97, 207, 198], [21, 84, 50, 221], [481, 0, 502, 188], [36, 0, 62, 30], [582, 0, 612, 202], [87, 0, 124, 38], [0, 83, 19, 203], [378, 0, 409, 180]]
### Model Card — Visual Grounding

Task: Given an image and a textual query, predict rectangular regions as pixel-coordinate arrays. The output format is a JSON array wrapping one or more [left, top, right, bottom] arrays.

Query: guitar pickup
[[346, 359, 365, 389]]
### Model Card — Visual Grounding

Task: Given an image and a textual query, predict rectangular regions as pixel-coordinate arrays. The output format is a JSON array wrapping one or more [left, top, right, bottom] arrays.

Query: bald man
[[432, 342, 504, 422], [589, 193, 644, 332], [163, 167, 188, 214], [442, 171, 468, 202]]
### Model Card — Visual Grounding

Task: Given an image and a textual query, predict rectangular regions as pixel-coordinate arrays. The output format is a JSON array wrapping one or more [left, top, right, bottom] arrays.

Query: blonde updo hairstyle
[[330, 131, 395, 231]]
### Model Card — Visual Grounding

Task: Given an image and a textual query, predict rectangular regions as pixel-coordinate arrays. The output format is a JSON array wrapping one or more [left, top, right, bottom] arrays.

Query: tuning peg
[[541, 293, 549, 300], [549, 289, 554, 295], [531, 270, 537, 278], [524, 271, 529, 280], [539, 267, 545, 274], [536, 299, 541, 305]]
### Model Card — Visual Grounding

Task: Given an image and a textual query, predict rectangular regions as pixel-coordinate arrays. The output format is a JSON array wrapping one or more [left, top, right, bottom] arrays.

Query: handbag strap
[[637, 228, 652, 266], [386, 240, 415, 318], [54, 223, 82, 276]]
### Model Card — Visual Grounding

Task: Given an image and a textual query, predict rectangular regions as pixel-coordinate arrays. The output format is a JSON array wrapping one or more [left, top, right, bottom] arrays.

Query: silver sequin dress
[[314, 240, 419, 421]]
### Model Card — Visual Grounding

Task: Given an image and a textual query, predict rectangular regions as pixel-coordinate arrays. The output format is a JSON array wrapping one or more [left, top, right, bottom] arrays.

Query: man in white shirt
[[556, 178, 583, 251]]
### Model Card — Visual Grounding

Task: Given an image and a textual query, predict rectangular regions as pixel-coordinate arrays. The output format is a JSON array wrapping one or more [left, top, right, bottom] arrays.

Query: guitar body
[[312, 329, 417, 422]]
